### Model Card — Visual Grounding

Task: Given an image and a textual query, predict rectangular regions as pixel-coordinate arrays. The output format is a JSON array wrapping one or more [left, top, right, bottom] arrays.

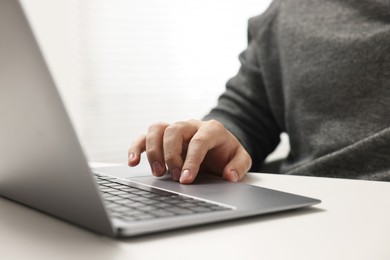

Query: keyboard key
[[93, 173, 231, 222], [191, 206, 212, 213], [151, 210, 175, 218], [165, 207, 193, 215]]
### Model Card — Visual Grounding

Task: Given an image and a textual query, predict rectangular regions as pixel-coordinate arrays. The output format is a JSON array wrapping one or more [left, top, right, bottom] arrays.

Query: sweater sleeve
[[204, 18, 282, 171]]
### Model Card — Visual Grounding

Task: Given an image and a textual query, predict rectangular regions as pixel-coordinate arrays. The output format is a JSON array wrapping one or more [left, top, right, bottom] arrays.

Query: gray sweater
[[204, 0, 390, 181]]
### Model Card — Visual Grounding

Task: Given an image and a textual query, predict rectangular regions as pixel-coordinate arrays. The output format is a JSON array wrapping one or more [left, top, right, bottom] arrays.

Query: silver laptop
[[0, 0, 320, 237]]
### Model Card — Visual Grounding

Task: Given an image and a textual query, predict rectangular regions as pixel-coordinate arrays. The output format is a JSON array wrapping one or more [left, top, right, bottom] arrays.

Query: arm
[[204, 20, 282, 171]]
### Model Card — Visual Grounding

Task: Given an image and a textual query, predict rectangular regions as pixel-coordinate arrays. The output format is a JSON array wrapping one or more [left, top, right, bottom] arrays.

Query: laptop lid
[[0, 0, 114, 236]]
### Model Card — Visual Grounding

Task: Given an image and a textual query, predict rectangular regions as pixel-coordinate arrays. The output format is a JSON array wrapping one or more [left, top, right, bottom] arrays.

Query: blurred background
[[20, 0, 288, 167]]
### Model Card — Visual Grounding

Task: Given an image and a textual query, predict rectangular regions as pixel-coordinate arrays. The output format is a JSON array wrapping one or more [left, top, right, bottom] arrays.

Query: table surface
[[1, 166, 390, 260]]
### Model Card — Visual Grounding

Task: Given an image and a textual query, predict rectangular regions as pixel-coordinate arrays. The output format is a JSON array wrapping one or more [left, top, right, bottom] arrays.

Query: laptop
[[0, 0, 320, 237]]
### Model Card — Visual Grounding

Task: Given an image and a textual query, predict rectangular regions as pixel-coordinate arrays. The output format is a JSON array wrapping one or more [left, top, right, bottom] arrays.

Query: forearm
[[204, 55, 281, 170]]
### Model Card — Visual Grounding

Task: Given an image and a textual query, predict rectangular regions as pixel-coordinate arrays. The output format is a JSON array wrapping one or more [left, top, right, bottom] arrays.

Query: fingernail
[[230, 170, 239, 182], [180, 169, 191, 183], [152, 161, 164, 176], [128, 153, 135, 161], [171, 168, 181, 181]]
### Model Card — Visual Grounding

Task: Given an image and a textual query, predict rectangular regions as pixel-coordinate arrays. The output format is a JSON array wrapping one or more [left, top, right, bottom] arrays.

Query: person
[[128, 0, 390, 183]]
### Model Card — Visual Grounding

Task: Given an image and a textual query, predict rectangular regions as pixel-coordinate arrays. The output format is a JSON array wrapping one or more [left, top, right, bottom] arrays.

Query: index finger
[[179, 121, 224, 184]]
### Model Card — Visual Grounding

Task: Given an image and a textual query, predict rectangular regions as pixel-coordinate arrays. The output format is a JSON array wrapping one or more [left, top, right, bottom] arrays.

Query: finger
[[128, 135, 146, 167], [163, 122, 198, 181], [146, 122, 169, 176], [222, 146, 252, 182], [179, 121, 222, 184]]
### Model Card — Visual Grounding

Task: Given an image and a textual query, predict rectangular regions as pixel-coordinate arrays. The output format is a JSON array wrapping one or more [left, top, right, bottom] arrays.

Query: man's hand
[[128, 119, 252, 184]]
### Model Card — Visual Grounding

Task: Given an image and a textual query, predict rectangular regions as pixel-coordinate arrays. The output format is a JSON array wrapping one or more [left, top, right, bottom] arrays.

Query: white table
[[1, 169, 389, 260]]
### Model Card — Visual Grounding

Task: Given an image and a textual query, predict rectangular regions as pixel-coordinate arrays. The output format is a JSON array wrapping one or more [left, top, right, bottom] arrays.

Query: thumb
[[222, 146, 252, 182]]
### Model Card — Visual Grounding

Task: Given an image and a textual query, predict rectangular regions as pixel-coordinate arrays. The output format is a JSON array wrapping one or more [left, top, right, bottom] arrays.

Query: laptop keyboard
[[94, 173, 232, 222]]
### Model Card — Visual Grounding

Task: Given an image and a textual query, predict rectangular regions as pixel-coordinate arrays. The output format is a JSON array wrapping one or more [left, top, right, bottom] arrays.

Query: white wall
[[19, 0, 288, 165]]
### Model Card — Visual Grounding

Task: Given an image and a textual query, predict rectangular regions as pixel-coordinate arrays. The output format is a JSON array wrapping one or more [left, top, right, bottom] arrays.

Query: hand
[[128, 119, 252, 184]]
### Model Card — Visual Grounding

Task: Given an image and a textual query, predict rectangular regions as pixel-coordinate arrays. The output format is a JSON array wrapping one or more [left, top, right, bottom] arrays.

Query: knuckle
[[187, 119, 200, 125], [165, 119, 198, 134], [164, 152, 179, 164], [146, 147, 161, 156], [205, 119, 224, 130], [183, 158, 200, 168], [148, 122, 168, 133], [190, 135, 208, 147], [164, 123, 183, 135]]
